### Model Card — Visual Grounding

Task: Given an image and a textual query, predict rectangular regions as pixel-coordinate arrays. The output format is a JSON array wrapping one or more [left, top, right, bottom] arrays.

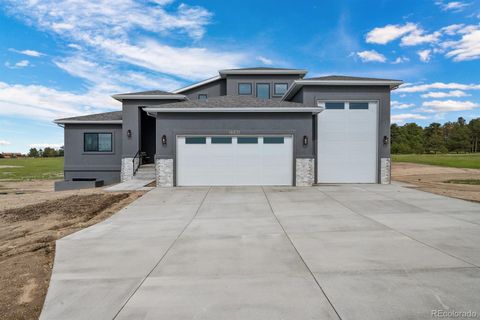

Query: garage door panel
[[177, 136, 292, 186], [317, 102, 378, 183]]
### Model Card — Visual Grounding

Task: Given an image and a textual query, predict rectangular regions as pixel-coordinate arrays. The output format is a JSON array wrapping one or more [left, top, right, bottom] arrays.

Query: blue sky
[[0, 0, 479, 152]]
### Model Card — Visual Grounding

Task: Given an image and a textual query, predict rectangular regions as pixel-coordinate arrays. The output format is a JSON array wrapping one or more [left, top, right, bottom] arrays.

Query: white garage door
[[317, 101, 377, 183], [176, 136, 293, 186]]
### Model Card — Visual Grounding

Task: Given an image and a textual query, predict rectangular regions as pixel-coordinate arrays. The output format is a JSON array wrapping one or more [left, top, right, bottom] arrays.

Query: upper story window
[[238, 83, 252, 95], [198, 94, 208, 101], [84, 133, 112, 152], [273, 83, 288, 96], [256, 83, 270, 99]]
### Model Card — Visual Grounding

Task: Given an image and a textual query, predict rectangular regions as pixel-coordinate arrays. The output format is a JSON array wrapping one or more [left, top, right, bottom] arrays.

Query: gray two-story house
[[54, 67, 402, 188]]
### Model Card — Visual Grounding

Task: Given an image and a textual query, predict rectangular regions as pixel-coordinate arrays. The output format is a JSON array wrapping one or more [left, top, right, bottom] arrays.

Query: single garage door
[[317, 101, 377, 183], [176, 136, 293, 186]]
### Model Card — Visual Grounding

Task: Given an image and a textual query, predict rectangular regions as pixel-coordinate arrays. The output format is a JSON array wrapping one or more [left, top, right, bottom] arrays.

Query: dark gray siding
[[155, 112, 314, 185], [180, 79, 226, 100], [63, 123, 122, 184], [226, 75, 302, 99], [292, 85, 391, 182]]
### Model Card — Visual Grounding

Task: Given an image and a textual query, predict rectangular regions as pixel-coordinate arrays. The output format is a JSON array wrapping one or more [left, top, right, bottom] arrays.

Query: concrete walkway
[[41, 184, 480, 320]]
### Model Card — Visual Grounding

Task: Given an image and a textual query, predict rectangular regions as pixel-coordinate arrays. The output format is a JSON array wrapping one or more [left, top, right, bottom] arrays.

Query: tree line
[[28, 147, 64, 157], [391, 117, 480, 154]]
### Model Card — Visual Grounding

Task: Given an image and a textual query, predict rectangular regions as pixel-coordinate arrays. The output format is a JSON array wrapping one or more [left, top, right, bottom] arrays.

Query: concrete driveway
[[41, 184, 480, 320]]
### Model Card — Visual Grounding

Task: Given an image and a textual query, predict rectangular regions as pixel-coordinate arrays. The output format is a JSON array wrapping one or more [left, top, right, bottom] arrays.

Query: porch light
[[127, 129, 132, 138], [383, 135, 389, 145], [303, 135, 308, 146], [162, 135, 167, 146]]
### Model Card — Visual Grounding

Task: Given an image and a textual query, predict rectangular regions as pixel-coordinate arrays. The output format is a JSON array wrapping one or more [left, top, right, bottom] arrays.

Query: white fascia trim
[[112, 94, 186, 101], [172, 75, 222, 94], [282, 79, 404, 100], [219, 69, 308, 76], [143, 107, 323, 114], [53, 120, 123, 124]]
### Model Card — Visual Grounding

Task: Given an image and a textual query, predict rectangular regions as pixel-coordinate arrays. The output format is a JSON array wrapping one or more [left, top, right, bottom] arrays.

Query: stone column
[[156, 158, 174, 187], [296, 158, 315, 186], [380, 157, 391, 184], [121, 157, 134, 182]]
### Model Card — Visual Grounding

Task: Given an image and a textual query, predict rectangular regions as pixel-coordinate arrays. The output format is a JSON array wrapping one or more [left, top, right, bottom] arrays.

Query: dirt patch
[[392, 162, 480, 203], [0, 191, 144, 320]]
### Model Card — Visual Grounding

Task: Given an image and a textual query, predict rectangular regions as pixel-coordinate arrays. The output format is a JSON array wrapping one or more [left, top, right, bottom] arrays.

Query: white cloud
[[445, 27, 480, 61], [401, 30, 441, 46], [391, 113, 428, 123], [421, 90, 470, 98], [0, 81, 119, 121], [421, 100, 479, 112], [256, 56, 273, 65], [392, 101, 415, 109], [441, 24, 465, 35], [436, 1, 470, 12], [366, 23, 418, 44], [0, 140, 11, 146], [356, 50, 387, 62], [9, 48, 44, 57], [5, 60, 30, 68], [417, 49, 432, 62], [28, 143, 63, 149], [397, 82, 480, 93], [392, 56, 409, 64]]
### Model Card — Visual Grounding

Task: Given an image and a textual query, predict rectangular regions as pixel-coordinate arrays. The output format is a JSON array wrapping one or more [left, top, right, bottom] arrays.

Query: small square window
[[198, 94, 208, 101], [325, 102, 345, 110], [274, 83, 288, 96], [350, 102, 369, 110], [211, 137, 232, 144], [185, 137, 206, 144], [237, 137, 258, 144], [256, 83, 270, 99], [238, 83, 252, 95], [264, 137, 284, 144]]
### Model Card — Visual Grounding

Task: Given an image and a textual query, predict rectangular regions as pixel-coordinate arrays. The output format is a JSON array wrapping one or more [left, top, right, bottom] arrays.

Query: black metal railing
[[132, 150, 141, 176]]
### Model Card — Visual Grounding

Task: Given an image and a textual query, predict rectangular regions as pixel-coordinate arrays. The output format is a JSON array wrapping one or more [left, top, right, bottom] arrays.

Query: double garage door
[[177, 136, 293, 186]]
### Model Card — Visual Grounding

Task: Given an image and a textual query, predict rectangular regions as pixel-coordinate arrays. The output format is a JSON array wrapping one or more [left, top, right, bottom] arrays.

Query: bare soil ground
[[0, 180, 144, 320], [392, 162, 480, 203]]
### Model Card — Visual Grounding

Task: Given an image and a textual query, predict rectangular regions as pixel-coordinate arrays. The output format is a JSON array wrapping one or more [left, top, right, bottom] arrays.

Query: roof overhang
[[219, 69, 308, 76], [172, 75, 222, 94], [142, 107, 323, 114], [53, 120, 122, 124], [282, 79, 404, 100], [112, 94, 187, 101]]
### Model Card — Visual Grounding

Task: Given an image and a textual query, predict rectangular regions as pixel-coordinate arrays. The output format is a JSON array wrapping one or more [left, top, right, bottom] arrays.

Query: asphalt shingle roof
[[304, 75, 401, 81], [115, 90, 175, 96], [152, 95, 312, 109], [55, 111, 122, 122]]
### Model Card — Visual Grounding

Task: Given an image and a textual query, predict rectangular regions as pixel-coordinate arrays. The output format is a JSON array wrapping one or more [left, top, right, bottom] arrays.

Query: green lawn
[[392, 153, 480, 169], [0, 157, 64, 181]]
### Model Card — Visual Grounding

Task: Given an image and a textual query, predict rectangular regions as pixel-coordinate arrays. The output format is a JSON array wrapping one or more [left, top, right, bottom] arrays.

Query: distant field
[[392, 154, 480, 169], [0, 157, 64, 181]]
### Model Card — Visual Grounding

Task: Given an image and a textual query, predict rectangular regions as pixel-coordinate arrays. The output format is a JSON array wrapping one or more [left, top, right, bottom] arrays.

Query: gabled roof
[[143, 95, 322, 114], [172, 75, 222, 94], [112, 90, 186, 101], [282, 75, 404, 100], [219, 67, 308, 76], [54, 111, 122, 124]]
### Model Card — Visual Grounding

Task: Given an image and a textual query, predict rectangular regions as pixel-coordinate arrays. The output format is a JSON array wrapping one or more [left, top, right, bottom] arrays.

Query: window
[[325, 102, 345, 110], [185, 137, 206, 144], [256, 83, 270, 99], [273, 83, 288, 96], [264, 137, 284, 144], [84, 133, 112, 152], [237, 137, 258, 144], [349, 102, 369, 110], [198, 94, 208, 101], [211, 137, 232, 144], [238, 83, 252, 95]]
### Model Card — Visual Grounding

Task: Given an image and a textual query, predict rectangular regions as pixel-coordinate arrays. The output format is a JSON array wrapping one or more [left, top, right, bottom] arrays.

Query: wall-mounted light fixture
[[161, 135, 167, 146], [383, 135, 389, 145], [303, 135, 308, 146], [127, 129, 132, 138]]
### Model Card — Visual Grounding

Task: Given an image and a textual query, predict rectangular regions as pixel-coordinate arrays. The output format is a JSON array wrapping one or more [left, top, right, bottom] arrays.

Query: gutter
[[112, 94, 187, 102], [53, 120, 123, 124], [142, 107, 323, 114]]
